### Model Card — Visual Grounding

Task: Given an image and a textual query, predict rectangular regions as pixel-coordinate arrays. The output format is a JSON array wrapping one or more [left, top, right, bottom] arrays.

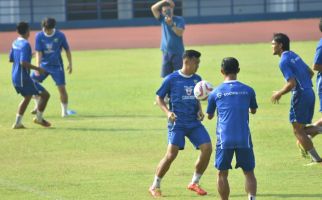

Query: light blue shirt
[[35, 29, 69, 69], [158, 15, 185, 55], [207, 81, 258, 149]]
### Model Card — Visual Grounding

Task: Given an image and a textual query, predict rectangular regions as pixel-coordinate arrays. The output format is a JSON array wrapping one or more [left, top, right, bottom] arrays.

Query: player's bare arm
[[313, 64, 322, 72], [307, 66, 314, 78], [65, 49, 73, 74], [207, 113, 214, 120], [151, 0, 175, 19], [156, 95, 177, 122], [271, 78, 296, 104], [197, 101, 204, 121], [249, 108, 257, 114], [21, 61, 45, 74]]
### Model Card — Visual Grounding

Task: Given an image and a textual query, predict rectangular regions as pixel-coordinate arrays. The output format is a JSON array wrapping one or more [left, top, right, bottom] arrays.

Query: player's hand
[[271, 91, 282, 104], [165, 16, 173, 26], [197, 111, 205, 121], [167, 112, 177, 123], [37, 67, 46, 74], [67, 64, 72, 74]]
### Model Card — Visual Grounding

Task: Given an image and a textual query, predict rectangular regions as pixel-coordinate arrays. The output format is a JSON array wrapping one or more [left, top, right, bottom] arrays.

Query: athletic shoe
[[187, 183, 207, 196], [149, 187, 162, 198], [296, 140, 310, 159], [12, 123, 26, 129], [304, 160, 322, 166], [33, 118, 51, 127], [62, 110, 76, 117]]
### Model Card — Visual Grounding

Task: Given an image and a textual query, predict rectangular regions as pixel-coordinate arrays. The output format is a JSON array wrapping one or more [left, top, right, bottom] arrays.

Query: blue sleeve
[[9, 49, 13, 62], [249, 88, 258, 109], [61, 33, 70, 50], [20, 43, 32, 63], [279, 59, 294, 81], [156, 76, 171, 98], [176, 17, 185, 29], [314, 46, 322, 65], [35, 33, 43, 51], [206, 92, 216, 115]]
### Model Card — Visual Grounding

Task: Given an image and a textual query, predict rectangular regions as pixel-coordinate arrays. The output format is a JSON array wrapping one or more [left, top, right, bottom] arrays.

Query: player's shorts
[[31, 65, 65, 86], [14, 79, 45, 96], [215, 148, 255, 171], [167, 121, 211, 150], [161, 52, 183, 78], [289, 88, 315, 124]]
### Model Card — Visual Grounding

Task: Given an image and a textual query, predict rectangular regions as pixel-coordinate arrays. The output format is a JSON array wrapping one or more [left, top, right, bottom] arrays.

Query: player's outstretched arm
[[21, 61, 45, 74]]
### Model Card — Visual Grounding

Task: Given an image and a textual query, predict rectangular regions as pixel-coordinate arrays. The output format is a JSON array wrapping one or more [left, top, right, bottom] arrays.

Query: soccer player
[[151, 0, 185, 78], [149, 50, 212, 197], [10, 21, 51, 129], [31, 17, 75, 117], [271, 33, 322, 164], [207, 57, 258, 200]]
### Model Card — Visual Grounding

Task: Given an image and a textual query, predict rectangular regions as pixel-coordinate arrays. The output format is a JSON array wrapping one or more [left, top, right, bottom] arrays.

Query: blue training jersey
[[159, 15, 185, 55], [9, 37, 33, 87], [279, 51, 313, 91], [207, 81, 258, 149], [156, 70, 201, 124], [35, 29, 69, 68], [314, 39, 322, 94]]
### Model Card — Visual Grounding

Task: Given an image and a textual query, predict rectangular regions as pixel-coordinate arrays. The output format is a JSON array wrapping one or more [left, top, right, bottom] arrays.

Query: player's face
[[162, 6, 173, 17], [272, 40, 282, 56], [190, 57, 200, 73]]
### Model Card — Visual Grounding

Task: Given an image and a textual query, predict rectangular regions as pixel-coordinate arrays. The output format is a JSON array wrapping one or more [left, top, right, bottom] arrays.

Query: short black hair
[[16, 21, 29, 35], [41, 17, 56, 29], [319, 17, 322, 32], [161, 2, 171, 7], [221, 57, 239, 75], [183, 50, 201, 59], [273, 33, 290, 51]]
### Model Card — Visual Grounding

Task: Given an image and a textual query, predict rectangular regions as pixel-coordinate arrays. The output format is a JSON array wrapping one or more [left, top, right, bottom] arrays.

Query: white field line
[[0, 178, 68, 200]]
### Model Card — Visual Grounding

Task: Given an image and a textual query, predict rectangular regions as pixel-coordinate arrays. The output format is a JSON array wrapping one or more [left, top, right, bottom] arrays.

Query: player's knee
[[200, 143, 212, 155], [165, 152, 178, 162], [218, 170, 228, 179]]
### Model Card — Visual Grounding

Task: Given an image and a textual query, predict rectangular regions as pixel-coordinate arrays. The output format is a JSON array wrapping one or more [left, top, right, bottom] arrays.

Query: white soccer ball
[[194, 80, 213, 100]]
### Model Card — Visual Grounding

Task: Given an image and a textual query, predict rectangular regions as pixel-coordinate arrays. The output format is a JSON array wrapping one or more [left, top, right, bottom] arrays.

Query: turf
[[0, 41, 321, 200]]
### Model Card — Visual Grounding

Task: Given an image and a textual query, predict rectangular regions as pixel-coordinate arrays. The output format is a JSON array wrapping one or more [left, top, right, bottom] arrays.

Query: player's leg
[[217, 170, 229, 200], [51, 69, 75, 117], [187, 125, 212, 195], [215, 148, 233, 200], [33, 82, 51, 127], [171, 53, 183, 72], [235, 148, 257, 199], [30, 71, 48, 114], [149, 144, 179, 197], [160, 51, 173, 78], [244, 171, 257, 200], [13, 94, 32, 129], [292, 122, 322, 162], [149, 124, 184, 197]]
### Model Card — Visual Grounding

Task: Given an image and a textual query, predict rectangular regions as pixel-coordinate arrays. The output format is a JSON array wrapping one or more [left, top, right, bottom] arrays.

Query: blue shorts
[[14, 79, 45, 96], [167, 122, 211, 150], [31, 66, 65, 86], [290, 89, 315, 124], [215, 148, 255, 171], [161, 52, 183, 78]]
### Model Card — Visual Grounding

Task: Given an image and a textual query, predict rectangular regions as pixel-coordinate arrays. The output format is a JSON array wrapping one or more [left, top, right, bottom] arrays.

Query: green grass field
[[0, 41, 321, 200]]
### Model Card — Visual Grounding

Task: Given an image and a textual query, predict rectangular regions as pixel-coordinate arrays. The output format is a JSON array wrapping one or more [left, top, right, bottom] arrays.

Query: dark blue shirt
[[156, 71, 202, 124], [9, 37, 32, 87]]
